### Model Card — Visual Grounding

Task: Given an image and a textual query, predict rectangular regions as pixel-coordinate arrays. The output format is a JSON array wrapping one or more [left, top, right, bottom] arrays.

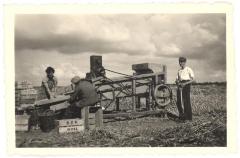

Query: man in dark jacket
[[65, 76, 99, 118]]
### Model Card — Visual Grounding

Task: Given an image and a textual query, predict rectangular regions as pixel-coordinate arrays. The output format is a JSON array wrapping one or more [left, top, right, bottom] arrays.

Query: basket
[[38, 110, 56, 132]]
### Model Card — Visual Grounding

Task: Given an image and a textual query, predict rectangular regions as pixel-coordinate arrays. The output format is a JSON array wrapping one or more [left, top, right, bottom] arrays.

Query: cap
[[71, 76, 81, 84]]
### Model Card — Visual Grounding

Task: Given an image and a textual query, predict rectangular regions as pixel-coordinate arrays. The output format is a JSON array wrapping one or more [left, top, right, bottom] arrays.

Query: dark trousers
[[64, 105, 82, 119], [63, 102, 96, 119], [176, 83, 192, 120]]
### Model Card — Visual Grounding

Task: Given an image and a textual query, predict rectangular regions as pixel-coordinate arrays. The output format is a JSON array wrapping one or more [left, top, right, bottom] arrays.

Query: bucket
[[39, 110, 55, 132]]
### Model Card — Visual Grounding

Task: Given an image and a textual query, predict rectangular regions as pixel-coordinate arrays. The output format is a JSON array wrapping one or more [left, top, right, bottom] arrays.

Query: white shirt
[[176, 66, 194, 81]]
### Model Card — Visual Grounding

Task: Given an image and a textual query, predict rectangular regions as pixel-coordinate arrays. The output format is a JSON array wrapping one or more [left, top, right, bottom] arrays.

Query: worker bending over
[[65, 76, 99, 118]]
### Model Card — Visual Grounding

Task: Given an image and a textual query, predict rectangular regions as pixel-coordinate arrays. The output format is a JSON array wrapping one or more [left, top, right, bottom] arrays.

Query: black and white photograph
[[2, 2, 236, 154], [13, 12, 228, 148]]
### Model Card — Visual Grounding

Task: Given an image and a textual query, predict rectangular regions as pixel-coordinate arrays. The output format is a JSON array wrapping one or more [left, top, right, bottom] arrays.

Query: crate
[[59, 126, 84, 134], [15, 88, 37, 105], [15, 81, 33, 90], [19, 89, 37, 95], [15, 115, 30, 132], [19, 94, 37, 100], [57, 119, 84, 134], [19, 98, 36, 104], [57, 118, 84, 126], [81, 106, 103, 130], [132, 63, 165, 74]]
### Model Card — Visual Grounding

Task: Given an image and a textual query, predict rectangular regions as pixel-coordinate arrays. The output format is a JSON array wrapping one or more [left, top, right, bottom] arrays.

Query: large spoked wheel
[[154, 84, 172, 108]]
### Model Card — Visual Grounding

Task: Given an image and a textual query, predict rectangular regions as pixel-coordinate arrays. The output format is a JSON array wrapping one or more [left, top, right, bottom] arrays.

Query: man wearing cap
[[42, 66, 58, 99], [175, 57, 195, 121], [66, 76, 99, 118]]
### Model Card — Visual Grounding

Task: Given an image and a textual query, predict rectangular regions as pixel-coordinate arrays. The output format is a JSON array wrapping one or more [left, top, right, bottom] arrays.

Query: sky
[[15, 14, 226, 86]]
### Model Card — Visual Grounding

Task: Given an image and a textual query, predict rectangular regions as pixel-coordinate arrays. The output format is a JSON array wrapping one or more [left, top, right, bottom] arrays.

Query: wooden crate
[[19, 98, 36, 104], [57, 118, 84, 126], [88, 124, 96, 130], [15, 115, 30, 132], [20, 94, 37, 100], [16, 125, 29, 131], [88, 117, 96, 124], [19, 89, 37, 95], [15, 82, 33, 90], [57, 119, 84, 134], [59, 125, 84, 134], [81, 106, 103, 130]]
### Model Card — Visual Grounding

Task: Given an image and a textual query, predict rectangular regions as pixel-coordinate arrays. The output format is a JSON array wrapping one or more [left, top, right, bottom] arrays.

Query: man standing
[[42, 66, 58, 99], [175, 57, 195, 121], [66, 76, 99, 118]]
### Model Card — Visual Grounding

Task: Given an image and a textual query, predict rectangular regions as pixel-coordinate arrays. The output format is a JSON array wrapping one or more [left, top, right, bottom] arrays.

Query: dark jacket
[[69, 79, 99, 108]]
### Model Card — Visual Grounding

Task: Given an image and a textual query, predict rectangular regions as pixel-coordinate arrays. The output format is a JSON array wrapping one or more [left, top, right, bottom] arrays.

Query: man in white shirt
[[175, 57, 195, 121]]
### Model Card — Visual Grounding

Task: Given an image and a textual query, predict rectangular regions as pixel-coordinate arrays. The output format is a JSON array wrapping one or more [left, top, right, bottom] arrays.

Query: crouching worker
[[64, 76, 99, 118]]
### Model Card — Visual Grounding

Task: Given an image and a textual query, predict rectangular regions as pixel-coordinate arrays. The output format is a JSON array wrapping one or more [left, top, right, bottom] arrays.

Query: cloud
[[15, 14, 225, 58], [15, 14, 226, 85], [15, 14, 158, 55]]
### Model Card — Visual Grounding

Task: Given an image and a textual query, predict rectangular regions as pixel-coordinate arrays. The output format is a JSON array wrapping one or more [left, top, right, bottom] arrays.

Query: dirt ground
[[16, 111, 226, 147], [16, 83, 226, 147]]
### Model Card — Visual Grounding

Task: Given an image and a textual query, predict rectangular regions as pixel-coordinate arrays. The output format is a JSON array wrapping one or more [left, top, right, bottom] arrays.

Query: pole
[[132, 79, 136, 111]]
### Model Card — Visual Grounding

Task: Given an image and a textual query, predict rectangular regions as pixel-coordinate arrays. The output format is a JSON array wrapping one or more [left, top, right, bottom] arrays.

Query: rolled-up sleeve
[[176, 71, 179, 81], [188, 68, 194, 79], [42, 77, 48, 88]]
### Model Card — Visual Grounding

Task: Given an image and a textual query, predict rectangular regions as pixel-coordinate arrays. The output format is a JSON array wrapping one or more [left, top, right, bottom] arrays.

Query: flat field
[[16, 83, 226, 147]]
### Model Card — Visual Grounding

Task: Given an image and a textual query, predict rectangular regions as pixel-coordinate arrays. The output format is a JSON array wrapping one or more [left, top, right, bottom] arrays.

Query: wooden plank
[[132, 79, 136, 111], [35, 95, 70, 106], [88, 113, 95, 119], [81, 106, 89, 130], [136, 97, 141, 109], [88, 118, 96, 125], [50, 102, 70, 111], [16, 125, 29, 132], [98, 82, 149, 94], [19, 89, 37, 95], [89, 124, 95, 130], [19, 95, 37, 100], [57, 119, 84, 127], [95, 108, 103, 128], [15, 84, 33, 90], [116, 98, 120, 111], [16, 115, 30, 125], [19, 99, 36, 104], [58, 125, 84, 134], [95, 72, 165, 86], [103, 109, 165, 119], [163, 65, 167, 83], [19, 104, 35, 109]]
